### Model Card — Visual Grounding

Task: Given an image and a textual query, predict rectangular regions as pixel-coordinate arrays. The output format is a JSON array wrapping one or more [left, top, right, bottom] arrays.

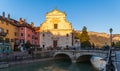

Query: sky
[[0, 0, 120, 34]]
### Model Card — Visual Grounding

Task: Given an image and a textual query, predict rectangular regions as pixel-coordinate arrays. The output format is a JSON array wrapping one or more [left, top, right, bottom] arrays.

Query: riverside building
[[18, 18, 40, 49], [0, 12, 40, 50], [0, 12, 19, 50]]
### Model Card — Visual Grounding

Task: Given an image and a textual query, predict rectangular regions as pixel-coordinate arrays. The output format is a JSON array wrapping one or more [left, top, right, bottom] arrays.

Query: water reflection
[[0, 60, 97, 71]]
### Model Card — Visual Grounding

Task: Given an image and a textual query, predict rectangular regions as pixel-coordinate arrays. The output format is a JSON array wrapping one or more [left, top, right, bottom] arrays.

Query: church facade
[[40, 9, 73, 48]]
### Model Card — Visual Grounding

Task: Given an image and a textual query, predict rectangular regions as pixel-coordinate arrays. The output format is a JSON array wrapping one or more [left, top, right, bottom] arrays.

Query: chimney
[[19, 18, 22, 21], [8, 14, 10, 19], [2, 12, 5, 18], [19, 18, 23, 24], [31, 22, 34, 27], [31, 22, 34, 25], [12, 20, 14, 23]]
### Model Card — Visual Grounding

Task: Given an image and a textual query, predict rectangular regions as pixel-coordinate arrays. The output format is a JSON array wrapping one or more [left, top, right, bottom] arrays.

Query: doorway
[[53, 40, 57, 48]]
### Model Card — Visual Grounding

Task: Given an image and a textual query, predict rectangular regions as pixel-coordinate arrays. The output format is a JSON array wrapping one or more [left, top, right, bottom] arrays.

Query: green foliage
[[81, 40, 91, 48], [74, 32, 81, 39], [115, 41, 120, 48], [25, 40, 31, 49], [80, 26, 91, 48], [80, 26, 89, 42]]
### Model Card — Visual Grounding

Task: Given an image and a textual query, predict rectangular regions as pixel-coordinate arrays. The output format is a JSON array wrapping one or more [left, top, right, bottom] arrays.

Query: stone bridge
[[53, 50, 108, 63]]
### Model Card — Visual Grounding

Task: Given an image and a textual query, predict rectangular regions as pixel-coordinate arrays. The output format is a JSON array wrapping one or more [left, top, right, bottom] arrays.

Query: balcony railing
[[0, 31, 7, 37]]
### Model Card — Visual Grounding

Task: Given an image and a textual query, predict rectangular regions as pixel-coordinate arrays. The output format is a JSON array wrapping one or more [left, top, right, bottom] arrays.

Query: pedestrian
[[20, 45, 24, 52]]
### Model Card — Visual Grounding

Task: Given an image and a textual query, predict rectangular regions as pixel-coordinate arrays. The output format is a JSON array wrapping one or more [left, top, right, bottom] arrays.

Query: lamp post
[[106, 28, 115, 71], [109, 28, 113, 64], [110, 28, 113, 47]]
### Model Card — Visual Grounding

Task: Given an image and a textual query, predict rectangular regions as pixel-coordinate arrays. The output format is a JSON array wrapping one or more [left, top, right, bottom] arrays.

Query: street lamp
[[105, 28, 115, 71], [109, 28, 113, 46]]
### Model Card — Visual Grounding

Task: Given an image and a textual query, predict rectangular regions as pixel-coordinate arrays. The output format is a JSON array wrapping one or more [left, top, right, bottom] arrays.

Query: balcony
[[0, 28, 7, 37], [0, 31, 7, 37]]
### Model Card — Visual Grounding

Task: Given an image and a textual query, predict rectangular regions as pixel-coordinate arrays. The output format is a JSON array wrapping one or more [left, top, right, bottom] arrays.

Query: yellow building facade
[[0, 13, 19, 50], [40, 9, 73, 48]]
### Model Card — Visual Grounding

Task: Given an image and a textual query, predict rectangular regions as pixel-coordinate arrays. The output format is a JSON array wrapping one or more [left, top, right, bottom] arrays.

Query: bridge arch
[[76, 55, 92, 62], [76, 54, 106, 63], [53, 50, 108, 63], [54, 53, 72, 61]]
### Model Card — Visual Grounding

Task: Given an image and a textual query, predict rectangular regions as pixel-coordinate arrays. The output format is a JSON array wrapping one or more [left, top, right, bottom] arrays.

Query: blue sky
[[0, 0, 120, 34]]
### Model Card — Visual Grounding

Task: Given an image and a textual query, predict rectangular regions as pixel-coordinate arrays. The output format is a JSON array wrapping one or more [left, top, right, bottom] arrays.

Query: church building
[[40, 9, 73, 48]]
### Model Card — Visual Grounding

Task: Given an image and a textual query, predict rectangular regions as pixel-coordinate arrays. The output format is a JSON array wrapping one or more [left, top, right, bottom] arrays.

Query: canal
[[0, 59, 97, 71]]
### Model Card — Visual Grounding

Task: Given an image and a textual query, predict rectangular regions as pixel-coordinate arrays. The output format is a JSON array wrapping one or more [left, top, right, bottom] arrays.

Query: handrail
[[103, 47, 111, 71], [115, 52, 118, 71], [104, 47, 116, 71]]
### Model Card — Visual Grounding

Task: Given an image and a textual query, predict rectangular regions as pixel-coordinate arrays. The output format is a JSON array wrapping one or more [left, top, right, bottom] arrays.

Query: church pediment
[[46, 9, 66, 16], [40, 9, 73, 31]]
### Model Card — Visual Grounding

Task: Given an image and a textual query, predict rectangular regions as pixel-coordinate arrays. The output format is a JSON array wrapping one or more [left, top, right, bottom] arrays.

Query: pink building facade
[[18, 18, 40, 48], [34, 27, 40, 47]]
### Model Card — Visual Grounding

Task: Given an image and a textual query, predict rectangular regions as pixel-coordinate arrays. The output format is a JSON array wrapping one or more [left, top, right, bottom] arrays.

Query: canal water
[[0, 60, 97, 71]]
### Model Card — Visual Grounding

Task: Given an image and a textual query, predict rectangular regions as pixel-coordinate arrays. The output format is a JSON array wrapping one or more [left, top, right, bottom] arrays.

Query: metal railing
[[103, 47, 116, 71]]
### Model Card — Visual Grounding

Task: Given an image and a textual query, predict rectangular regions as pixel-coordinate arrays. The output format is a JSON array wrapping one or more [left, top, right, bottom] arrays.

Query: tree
[[25, 40, 31, 49], [80, 26, 91, 48], [74, 31, 81, 39], [115, 41, 120, 48]]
